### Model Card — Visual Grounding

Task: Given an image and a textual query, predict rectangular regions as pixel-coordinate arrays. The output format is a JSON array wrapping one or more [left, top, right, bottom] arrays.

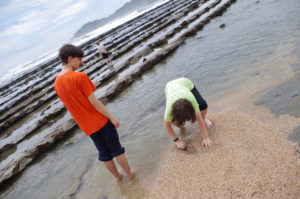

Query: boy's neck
[[60, 64, 73, 75]]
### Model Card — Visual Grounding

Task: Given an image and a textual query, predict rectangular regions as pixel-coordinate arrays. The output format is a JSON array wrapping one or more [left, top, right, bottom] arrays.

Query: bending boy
[[54, 44, 133, 181], [164, 77, 213, 150]]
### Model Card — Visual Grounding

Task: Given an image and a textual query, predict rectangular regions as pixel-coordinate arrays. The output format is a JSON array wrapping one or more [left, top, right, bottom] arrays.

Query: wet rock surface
[[257, 76, 300, 117], [289, 126, 300, 147], [0, 0, 238, 186]]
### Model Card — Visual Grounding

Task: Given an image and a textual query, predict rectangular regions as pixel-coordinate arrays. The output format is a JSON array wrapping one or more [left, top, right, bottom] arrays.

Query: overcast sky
[[0, 0, 130, 78]]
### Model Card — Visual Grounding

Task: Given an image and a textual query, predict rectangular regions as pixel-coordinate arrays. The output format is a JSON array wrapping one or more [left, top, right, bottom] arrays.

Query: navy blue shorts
[[191, 86, 208, 111], [89, 120, 125, 161], [102, 53, 109, 59]]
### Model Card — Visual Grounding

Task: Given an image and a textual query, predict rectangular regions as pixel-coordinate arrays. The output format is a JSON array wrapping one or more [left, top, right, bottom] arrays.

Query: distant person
[[164, 77, 213, 150], [95, 41, 113, 70], [54, 44, 133, 181]]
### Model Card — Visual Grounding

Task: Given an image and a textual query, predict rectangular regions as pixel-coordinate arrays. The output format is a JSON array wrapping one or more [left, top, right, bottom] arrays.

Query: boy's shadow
[[182, 137, 199, 154]]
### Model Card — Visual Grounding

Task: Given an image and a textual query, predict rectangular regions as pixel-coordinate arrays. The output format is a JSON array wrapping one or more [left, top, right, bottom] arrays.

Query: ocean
[[0, 0, 299, 198]]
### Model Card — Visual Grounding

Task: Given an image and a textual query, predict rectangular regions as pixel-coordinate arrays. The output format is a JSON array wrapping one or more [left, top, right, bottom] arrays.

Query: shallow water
[[1, 0, 300, 198]]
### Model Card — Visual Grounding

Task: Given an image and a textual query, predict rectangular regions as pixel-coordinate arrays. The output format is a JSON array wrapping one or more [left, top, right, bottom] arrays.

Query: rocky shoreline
[[0, 0, 237, 186]]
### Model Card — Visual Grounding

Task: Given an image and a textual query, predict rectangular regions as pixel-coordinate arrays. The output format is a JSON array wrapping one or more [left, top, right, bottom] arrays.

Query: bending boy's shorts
[[102, 53, 109, 59], [191, 86, 208, 111], [89, 120, 125, 161]]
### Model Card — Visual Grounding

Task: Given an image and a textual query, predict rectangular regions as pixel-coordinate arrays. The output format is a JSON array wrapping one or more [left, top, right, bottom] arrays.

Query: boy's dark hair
[[59, 44, 84, 64], [171, 99, 196, 125]]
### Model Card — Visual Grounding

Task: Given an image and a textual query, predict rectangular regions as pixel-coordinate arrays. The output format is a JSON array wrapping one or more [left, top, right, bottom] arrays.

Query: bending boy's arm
[[195, 112, 212, 148], [164, 120, 186, 150], [164, 120, 178, 140], [88, 92, 119, 128]]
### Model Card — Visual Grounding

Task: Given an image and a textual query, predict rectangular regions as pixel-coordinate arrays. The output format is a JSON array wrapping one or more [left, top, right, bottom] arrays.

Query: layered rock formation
[[0, 0, 237, 186]]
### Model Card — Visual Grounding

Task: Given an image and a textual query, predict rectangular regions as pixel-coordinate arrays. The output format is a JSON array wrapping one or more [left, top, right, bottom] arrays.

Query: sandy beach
[[151, 110, 300, 198]]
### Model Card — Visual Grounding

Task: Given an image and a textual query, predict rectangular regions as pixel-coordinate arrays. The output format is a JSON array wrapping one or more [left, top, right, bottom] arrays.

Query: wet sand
[[149, 41, 300, 198], [149, 37, 300, 198], [150, 110, 300, 198]]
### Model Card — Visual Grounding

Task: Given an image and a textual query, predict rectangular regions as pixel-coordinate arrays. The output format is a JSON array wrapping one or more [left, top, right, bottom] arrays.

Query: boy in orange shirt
[[54, 44, 133, 181]]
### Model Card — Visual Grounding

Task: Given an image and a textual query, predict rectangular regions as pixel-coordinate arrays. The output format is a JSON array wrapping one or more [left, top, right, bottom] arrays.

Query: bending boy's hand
[[175, 139, 187, 150], [110, 117, 119, 128], [202, 138, 212, 148]]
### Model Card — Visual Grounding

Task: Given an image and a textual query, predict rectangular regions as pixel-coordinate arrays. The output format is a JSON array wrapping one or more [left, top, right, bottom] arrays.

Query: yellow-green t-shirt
[[164, 77, 200, 122]]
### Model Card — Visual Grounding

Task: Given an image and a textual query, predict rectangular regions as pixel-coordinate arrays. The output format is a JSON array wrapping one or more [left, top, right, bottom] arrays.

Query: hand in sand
[[202, 138, 212, 148], [110, 117, 120, 128], [175, 139, 187, 150]]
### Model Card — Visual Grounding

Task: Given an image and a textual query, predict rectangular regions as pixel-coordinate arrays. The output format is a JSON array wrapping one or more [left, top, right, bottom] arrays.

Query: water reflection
[[117, 177, 150, 199]]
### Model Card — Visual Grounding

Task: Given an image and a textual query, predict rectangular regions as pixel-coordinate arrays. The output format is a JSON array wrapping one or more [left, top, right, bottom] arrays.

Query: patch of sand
[[150, 110, 300, 199]]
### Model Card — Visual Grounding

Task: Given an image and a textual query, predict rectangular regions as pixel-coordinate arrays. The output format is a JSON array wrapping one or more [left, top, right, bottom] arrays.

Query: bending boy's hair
[[59, 44, 84, 64], [171, 99, 195, 125]]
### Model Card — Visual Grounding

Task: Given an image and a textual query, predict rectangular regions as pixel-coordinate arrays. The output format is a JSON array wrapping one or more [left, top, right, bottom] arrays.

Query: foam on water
[[72, 0, 170, 46]]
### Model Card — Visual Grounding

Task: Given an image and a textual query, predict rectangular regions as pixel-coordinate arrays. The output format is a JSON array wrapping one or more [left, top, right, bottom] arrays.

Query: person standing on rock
[[54, 44, 133, 181], [95, 41, 113, 70], [164, 77, 213, 150]]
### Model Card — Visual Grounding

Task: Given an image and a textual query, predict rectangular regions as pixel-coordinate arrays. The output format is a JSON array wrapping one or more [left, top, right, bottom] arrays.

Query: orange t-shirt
[[54, 71, 108, 136]]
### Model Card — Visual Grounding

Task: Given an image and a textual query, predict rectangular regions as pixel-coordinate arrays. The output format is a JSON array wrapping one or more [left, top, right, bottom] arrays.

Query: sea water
[[1, 0, 299, 198]]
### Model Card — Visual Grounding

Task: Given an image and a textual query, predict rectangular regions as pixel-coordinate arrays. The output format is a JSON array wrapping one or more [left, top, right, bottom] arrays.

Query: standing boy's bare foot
[[117, 174, 123, 182], [205, 119, 213, 129], [128, 170, 135, 180]]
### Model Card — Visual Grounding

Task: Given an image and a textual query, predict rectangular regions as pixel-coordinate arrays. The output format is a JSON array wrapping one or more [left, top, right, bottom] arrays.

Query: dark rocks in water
[[126, 55, 140, 66], [202, 18, 211, 25], [288, 125, 300, 147], [219, 23, 226, 28], [180, 20, 188, 27], [195, 23, 204, 30], [148, 39, 167, 49], [185, 27, 198, 37], [99, 195, 108, 199], [257, 76, 300, 117], [251, 71, 260, 76]]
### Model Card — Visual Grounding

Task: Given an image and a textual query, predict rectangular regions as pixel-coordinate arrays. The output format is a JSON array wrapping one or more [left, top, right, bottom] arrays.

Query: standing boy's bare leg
[[115, 154, 134, 179], [103, 160, 122, 181]]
